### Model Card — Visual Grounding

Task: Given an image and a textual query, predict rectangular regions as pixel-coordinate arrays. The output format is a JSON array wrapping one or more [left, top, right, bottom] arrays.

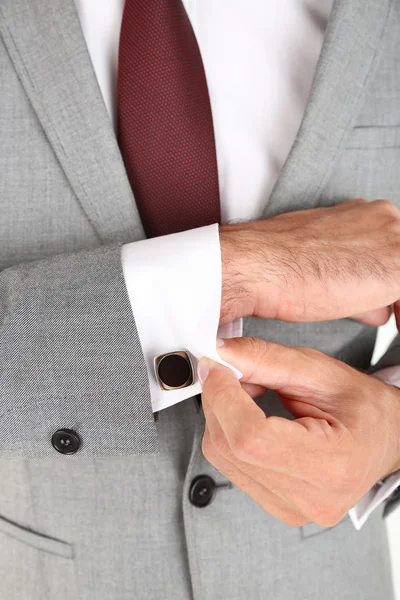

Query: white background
[[373, 317, 400, 597]]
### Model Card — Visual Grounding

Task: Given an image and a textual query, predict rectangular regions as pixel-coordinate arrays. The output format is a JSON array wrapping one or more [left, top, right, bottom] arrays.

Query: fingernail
[[197, 358, 210, 385], [216, 338, 225, 347]]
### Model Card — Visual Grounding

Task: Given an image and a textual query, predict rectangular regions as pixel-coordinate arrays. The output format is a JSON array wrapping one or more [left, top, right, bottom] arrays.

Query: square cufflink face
[[154, 351, 194, 391]]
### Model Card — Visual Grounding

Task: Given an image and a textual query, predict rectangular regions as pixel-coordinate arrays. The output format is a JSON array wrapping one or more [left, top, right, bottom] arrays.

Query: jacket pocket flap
[[346, 126, 400, 149], [0, 514, 73, 558]]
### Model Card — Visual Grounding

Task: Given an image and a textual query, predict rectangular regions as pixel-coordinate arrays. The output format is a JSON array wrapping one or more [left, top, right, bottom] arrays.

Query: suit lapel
[[0, 0, 145, 244], [263, 0, 392, 219]]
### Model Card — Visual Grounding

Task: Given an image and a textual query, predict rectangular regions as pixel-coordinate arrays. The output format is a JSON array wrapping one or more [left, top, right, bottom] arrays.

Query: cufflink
[[154, 351, 194, 391]]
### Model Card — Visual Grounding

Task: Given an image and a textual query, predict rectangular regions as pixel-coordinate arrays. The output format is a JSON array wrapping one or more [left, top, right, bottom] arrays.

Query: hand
[[219, 199, 400, 327], [199, 337, 400, 527]]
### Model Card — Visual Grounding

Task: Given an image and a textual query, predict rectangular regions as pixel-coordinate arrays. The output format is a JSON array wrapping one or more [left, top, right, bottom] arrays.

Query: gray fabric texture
[[0, 245, 158, 457], [0, 0, 398, 597]]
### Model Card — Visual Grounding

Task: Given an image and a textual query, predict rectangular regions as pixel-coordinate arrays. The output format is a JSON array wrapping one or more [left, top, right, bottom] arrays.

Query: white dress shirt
[[74, 0, 400, 527]]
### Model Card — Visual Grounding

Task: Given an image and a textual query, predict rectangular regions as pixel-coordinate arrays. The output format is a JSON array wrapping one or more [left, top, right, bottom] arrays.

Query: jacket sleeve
[[0, 244, 158, 458]]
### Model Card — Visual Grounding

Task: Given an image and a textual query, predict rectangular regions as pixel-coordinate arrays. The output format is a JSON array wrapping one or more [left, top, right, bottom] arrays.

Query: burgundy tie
[[117, 0, 221, 238]]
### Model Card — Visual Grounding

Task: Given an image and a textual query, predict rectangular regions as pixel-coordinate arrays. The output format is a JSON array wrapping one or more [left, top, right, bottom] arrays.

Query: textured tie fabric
[[117, 0, 221, 238]]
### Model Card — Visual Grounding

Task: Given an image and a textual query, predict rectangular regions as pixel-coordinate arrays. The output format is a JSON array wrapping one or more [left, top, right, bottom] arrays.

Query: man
[[0, 0, 399, 598]]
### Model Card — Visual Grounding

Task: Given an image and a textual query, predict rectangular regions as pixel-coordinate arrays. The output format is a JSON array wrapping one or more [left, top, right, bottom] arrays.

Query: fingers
[[352, 306, 392, 327], [199, 357, 309, 475], [216, 337, 351, 397], [199, 355, 267, 438], [200, 361, 347, 523], [199, 353, 354, 521]]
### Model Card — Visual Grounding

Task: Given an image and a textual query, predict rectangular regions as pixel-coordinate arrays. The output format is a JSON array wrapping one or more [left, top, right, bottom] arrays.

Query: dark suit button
[[51, 429, 81, 455], [189, 475, 216, 508]]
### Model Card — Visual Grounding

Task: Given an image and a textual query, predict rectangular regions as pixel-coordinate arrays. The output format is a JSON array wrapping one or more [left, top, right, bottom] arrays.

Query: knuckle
[[247, 337, 280, 362], [245, 339, 296, 379], [372, 198, 399, 217], [247, 336, 270, 358], [312, 507, 346, 529]]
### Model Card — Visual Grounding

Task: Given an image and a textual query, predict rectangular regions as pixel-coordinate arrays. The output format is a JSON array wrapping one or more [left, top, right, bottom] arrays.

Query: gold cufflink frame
[[154, 350, 194, 391]]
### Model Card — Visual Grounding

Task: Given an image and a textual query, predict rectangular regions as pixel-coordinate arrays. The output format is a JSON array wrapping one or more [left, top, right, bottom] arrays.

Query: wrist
[[219, 220, 289, 323], [219, 224, 256, 323]]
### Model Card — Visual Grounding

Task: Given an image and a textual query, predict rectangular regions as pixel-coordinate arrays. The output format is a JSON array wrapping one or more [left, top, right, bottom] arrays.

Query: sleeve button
[[51, 429, 81, 455]]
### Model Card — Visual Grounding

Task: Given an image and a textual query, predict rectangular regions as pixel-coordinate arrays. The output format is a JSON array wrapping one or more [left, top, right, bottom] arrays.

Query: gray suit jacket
[[0, 0, 398, 598]]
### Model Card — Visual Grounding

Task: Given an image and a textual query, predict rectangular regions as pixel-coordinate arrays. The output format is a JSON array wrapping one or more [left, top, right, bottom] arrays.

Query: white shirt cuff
[[121, 224, 241, 414], [349, 365, 400, 529]]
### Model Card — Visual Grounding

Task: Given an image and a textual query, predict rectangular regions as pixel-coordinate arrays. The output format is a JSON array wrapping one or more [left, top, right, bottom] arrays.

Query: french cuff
[[349, 365, 400, 529], [121, 224, 241, 414]]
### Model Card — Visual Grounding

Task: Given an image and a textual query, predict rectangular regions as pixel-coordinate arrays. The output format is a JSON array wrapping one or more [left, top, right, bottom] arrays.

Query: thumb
[[198, 356, 264, 420], [198, 356, 300, 458]]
